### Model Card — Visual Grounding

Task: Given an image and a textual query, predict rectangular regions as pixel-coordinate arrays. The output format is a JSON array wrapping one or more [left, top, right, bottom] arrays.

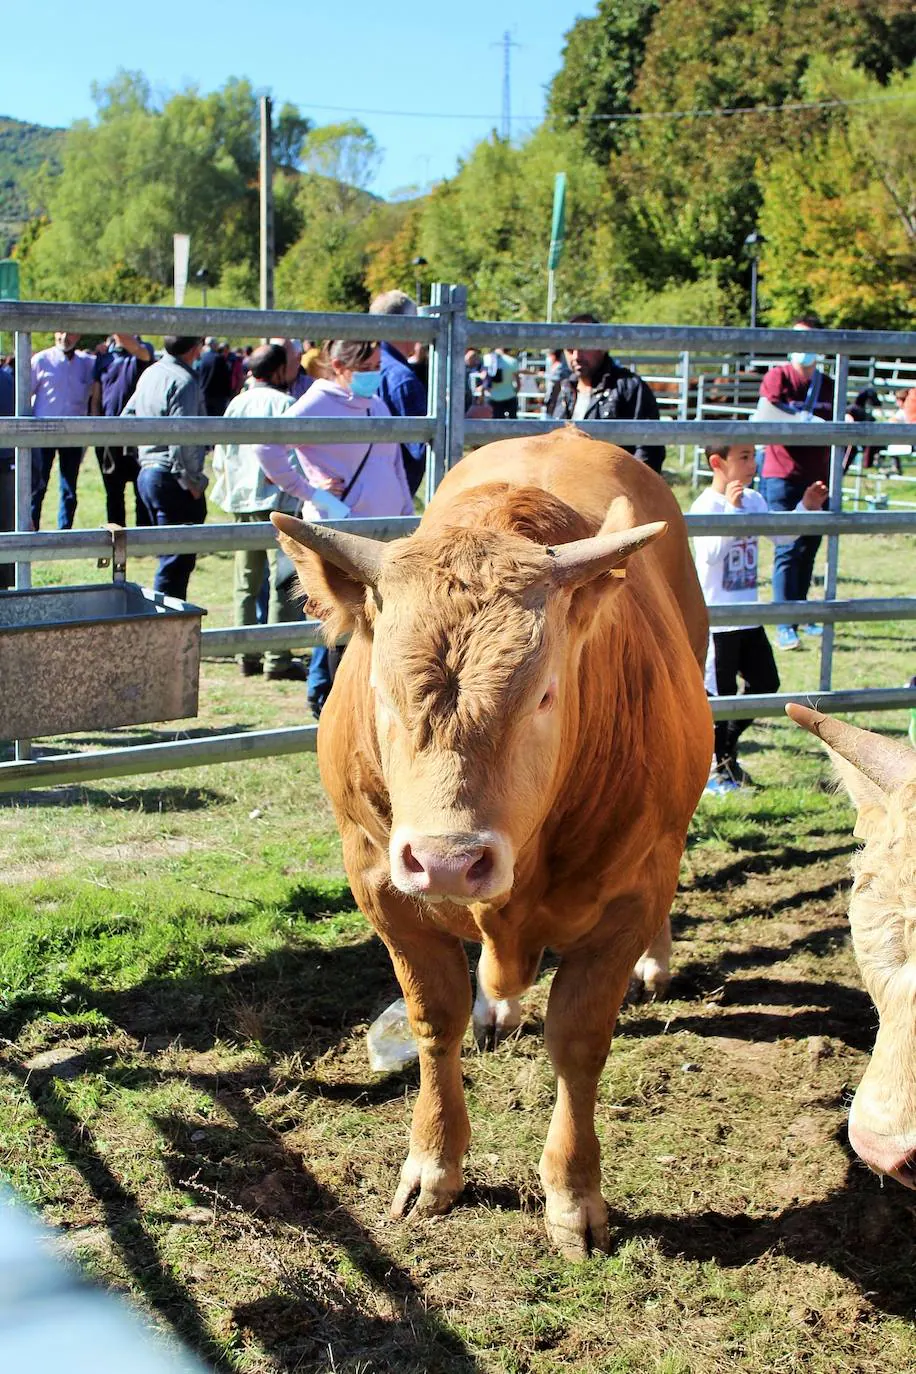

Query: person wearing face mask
[[213, 343, 346, 681], [758, 315, 835, 651], [286, 339, 414, 717]]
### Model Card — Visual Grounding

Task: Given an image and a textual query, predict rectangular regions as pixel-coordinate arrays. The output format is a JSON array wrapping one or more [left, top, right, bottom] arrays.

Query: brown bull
[[274, 428, 712, 1256], [787, 704, 916, 1187]]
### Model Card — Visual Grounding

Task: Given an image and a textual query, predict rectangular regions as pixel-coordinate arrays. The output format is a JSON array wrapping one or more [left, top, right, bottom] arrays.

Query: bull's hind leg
[[381, 925, 473, 1220]]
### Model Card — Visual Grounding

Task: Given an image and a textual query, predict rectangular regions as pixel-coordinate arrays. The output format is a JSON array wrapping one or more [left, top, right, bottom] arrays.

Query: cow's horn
[[785, 702, 915, 793], [546, 521, 668, 588], [270, 512, 386, 588]]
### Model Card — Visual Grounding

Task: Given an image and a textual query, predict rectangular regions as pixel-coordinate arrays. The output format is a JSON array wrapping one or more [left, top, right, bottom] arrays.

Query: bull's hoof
[[543, 1187, 610, 1260], [472, 987, 523, 1050], [627, 956, 672, 1004], [390, 1152, 464, 1221]]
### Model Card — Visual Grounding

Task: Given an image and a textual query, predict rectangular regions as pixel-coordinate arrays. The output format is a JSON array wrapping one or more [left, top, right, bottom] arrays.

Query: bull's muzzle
[[848, 1117, 916, 1190], [389, 828, 514, 904]]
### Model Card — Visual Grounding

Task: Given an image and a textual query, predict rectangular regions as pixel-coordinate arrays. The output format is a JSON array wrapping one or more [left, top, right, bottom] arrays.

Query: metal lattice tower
[[493, 30, 521, 141]]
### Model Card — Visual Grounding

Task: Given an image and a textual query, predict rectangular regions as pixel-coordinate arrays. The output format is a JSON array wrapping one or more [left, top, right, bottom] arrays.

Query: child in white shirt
[[691, 441, 828, 793]]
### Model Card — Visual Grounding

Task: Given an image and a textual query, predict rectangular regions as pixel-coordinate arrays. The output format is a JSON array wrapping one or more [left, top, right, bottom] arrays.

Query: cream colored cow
[[787, 703, 916, 1186]]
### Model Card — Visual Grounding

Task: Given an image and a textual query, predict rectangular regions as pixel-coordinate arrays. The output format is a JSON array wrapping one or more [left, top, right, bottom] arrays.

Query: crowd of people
[[0, 305, 912, 738]]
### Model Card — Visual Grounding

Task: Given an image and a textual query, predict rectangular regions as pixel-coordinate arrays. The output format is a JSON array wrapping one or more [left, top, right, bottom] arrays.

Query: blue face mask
[[350, 370, 381, 398], [789, 351, 818, 368]]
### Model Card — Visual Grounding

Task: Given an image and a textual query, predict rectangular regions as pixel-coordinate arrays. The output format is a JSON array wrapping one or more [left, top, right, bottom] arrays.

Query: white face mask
[[789, 351, 818, 368]]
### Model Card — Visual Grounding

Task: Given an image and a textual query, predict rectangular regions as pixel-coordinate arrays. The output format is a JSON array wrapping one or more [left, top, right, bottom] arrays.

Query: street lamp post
[[195, 266, 210, 308], [743, 231, 764, 330], [411, 256, 428, 308]]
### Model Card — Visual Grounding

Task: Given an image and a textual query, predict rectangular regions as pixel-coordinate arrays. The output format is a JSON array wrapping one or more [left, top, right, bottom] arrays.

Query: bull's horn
[[785, 702, 915, 793], [546, 521, 668, 588], [270, 512, 386, 588]]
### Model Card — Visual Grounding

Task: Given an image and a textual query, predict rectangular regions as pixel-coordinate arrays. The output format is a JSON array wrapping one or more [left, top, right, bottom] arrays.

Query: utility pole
[[492, 31, 520, 142], [259, 95, 275, 310]]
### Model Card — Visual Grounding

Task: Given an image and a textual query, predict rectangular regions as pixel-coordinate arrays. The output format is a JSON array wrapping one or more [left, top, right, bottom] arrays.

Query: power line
[[297, 91, 915, 124]]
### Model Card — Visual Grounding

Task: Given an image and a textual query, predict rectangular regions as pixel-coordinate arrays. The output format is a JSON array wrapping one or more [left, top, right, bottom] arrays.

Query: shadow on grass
[[1, 883, 478, 1370], [0, 784, 228, 812], [609, 1135, 916, 1321]]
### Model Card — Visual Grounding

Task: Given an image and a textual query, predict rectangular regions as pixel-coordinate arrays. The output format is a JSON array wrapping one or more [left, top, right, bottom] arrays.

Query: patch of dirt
[[0, 836, 210, 885]]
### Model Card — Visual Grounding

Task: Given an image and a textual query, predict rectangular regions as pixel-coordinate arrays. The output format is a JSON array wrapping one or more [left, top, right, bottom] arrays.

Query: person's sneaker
[[239, 659, 264, 677], [722, 760, 755, 788], [705, 774, 740, 797], [801, 622, 824, 637], [776, 626, 800, 651], [265, 658, 308, 682]]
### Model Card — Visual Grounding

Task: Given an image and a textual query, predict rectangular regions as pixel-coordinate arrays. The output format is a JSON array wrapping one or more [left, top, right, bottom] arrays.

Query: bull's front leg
[[539, 944, 633, 1259], [382, 925, 473, 1220]]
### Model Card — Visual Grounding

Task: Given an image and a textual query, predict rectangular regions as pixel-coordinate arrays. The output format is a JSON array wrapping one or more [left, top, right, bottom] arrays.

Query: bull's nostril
[[467, 849, 493, 883], [402, 845, 424, 875]]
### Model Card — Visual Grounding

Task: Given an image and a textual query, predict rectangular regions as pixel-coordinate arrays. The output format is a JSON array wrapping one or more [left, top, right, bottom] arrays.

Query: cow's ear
[[829, 751, 889, 840], [275, 534, 369, 641]]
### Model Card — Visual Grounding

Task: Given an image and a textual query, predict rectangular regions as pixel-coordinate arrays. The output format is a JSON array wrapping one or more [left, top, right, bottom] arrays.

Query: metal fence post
[[13, 330, 31, 592], [447, 284, 468, 472], [12, 329, 33, 761], [819, 352, 850, 692], [425, 283, 449, 504], [678, 348, 690, 469]]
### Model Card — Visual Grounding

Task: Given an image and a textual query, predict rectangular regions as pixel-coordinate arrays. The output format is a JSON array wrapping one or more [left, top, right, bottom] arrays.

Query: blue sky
[[2, 1, 587, 198]]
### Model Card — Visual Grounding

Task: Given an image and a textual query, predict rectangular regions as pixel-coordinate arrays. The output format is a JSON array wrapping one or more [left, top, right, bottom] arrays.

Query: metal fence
[[1, 294, 914, 794]]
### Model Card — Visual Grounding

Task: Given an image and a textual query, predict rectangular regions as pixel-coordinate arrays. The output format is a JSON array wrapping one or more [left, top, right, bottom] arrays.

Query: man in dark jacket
[[548, 312, 665, 472], [197, 337, 233, 416], [0, 362, 14, 588], [369, 290, 428, 496], [93, 333, 154, 525]]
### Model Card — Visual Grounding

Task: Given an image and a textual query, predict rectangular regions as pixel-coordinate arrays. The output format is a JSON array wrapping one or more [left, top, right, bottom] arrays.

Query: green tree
[[17, 71, 311, 304], [275, 123, 382, 311], [546, 0, 659, 161], [758, 59, 916, 328]]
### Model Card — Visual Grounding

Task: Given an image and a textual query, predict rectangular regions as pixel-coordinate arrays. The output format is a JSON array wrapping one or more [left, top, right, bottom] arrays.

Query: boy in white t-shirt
[[691, 441, 828, 794]]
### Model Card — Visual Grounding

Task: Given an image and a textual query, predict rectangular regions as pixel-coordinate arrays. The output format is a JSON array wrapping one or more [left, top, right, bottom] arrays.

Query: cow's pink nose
[[848, 1121, 916, 1188], [400, 841, 494, 898]]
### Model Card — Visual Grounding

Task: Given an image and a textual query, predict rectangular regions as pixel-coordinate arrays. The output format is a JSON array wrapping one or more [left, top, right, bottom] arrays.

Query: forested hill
[[0, 116, 63, 246]]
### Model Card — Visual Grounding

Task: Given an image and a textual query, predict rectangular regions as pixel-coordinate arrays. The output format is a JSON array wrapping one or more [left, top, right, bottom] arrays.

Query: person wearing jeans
[[757, 314, 835, 651], [760, 475, 823, 639], [30, 332, 99, 529], [135, 468, 206, 599], [122, 336, 207, 602]]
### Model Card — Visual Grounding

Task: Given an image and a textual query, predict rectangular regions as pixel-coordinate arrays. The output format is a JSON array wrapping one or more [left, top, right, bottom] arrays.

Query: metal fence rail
[[1, 295, 914, 793]]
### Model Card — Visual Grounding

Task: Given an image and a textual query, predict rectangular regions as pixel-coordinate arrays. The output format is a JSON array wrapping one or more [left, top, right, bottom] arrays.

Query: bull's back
[[427, 429, 707, 667]]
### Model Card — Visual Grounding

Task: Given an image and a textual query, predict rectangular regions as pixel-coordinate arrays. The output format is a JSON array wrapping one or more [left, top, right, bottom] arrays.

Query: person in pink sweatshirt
[[287, 339, 414, 523], [286, 338, 415, 715]]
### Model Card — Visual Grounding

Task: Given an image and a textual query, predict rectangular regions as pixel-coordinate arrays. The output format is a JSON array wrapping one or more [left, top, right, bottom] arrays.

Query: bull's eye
[[537, 684, 557, 714]]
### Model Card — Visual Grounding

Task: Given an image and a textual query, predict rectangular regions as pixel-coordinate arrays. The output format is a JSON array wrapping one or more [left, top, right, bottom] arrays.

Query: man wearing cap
[[758, 314, 835, 650], [122, 335, 207, 600], [369, 289, 428, 496]]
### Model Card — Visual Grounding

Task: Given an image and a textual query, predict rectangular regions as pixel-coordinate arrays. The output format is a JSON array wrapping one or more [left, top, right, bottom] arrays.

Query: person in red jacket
[[759, 315, 835, 651]]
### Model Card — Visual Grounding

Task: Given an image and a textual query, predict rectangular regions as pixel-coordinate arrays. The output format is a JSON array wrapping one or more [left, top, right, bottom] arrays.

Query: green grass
[[0, 454, 914, 1372]]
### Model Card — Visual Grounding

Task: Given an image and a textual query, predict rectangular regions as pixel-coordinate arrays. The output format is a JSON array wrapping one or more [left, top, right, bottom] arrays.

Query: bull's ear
[[271, 514, 385, 639], [828, 754, 889, 840], [274, 529, 367, 638]]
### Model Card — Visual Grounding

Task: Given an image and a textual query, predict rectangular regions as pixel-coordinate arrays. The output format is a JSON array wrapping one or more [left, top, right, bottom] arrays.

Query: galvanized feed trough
[[0, 582, 204, 739]]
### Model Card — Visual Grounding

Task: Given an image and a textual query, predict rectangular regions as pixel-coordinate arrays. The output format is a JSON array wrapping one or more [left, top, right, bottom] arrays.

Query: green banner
[[0, 259, 20, 302], [547, 172, 566, 272]]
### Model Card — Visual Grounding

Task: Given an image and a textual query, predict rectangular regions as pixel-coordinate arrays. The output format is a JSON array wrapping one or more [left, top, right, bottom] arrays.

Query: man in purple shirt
[[30, 331, 99, 529]]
